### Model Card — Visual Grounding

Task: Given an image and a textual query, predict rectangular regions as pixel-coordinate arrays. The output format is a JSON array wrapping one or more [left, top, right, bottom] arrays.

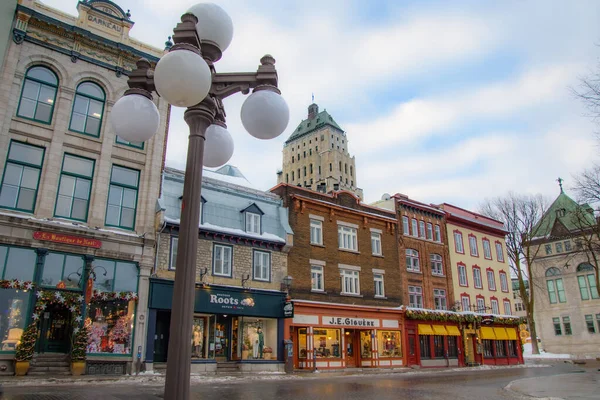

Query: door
[[345, 330, 357, 367], [215, 315, 231, 361], [407, 332, 418, 366], [465, 334, 475, 365], [39, 306, 72, 353], [153, 311, 171, 362]]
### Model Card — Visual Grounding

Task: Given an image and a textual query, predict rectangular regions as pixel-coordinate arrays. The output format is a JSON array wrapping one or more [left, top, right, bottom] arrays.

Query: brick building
[[147, 166, 293, 373], [271, 184, 403, 370], [0, 0, 167, 375]]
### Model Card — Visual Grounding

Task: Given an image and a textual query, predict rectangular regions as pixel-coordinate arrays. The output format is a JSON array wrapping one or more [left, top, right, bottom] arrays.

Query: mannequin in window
[[192, 324, 203, 357], [256, 327, 264, 359]]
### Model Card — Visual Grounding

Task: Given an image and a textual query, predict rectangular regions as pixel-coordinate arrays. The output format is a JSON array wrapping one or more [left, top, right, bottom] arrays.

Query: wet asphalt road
[[0, 362, 589, 400]]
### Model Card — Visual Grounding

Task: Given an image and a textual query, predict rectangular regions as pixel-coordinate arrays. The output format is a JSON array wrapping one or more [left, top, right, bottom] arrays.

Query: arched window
[[545, 267, 562, 277], [69, 81, 105, 137], [576, 263, 594, 272], [17, 66, 58, 124]]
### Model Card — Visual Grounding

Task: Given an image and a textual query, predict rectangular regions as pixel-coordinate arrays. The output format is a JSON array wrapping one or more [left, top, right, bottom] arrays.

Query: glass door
[[345, 330, 356, 367], [214, 315, 230, 361], [39, 305, 72, 353]]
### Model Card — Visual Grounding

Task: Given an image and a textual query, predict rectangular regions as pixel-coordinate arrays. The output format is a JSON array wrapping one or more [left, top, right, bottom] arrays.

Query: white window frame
[[213, 243, 233, 277], [433, 288, 447, 310], [476, 297, 485, 313], [461, 296, 471, 312], [434, 225, 441, 242], [503, 300, 511, 315], [491, 299, 499, 315], [402, 216, 409, 235], [495, 242, 504, 262], [426, 222, 433, 240], [430, 254, 443, 276], [371, 231, 382, 256], [169, 236, 178, 270], [500, 272, 508, 292], [454, 231, 464, 253], [310, 218, 323, 245], [411, 218, 418, 237], [408, 285, 423, 308], [374, 273, 385, 298], [473, 267, 483, 288], [340, 269, 360, 295], [406, 249, 420, 272], [458, 264, 468, 286], [338, 225, 358, 251], [469, 235, 478, 257], [311, 265, 324, 292], [487, 270, 496, 291], [418, 220, 426, 238], [253, 250, 271, 281], [246, 212, 261, 234], [482, 239, 492, 259]]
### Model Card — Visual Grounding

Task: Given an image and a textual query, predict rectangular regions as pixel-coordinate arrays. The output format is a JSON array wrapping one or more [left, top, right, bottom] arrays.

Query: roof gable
[[285, 109, 344, 144], [534, 192, 596, 238], [240, 203, 264, 215]]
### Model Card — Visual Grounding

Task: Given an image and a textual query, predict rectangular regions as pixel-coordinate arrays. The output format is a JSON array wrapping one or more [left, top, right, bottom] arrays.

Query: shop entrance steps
[[28, 353, 71, 375], [216, 361, 240, 374]]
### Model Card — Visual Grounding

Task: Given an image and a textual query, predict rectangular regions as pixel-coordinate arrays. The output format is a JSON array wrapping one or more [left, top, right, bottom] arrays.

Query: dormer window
[[241, 203, 264, 234], [556, 208, 566, 218]]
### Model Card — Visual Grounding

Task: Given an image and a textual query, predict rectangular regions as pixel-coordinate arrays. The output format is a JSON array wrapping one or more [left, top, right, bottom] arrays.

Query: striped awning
[[494, 328, 509, 340], [432, 325, 448, 336], [418, 324, 435, 335], [506, 328, 518, 340], [480, 327, 496, 340], [446, 325, 461, 336]]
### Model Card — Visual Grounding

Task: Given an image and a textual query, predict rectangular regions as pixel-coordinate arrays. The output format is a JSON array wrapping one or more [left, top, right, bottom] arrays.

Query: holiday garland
[[404, 308, 526, 326], [0, 280, 34, 290], [90, 290, 138, 302], [14, 324, 38, 362]]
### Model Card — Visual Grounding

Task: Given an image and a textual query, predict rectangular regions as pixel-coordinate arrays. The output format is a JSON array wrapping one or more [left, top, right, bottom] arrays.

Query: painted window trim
[[104, 164, 140, 231], [434, 224, 442, 243], [340, 268, 361, 295], [0, 140, 46, 213], [453, 230, 465, 254], [168, 236, 178, 270], [495, 240, 505, 263], [53, 153, 95, 222], [310, 218, 323, 246], [371, 231, 382, 256], [430, 253, 444, 276], [311, 264, 324, 292], [115, 136, 145, 150], [486, 267, 497, 291], [92, 257, 140, 293], [408, 285, 423, 308], [68, 81, 106, 138], [245, 211, 262, 234], [252, 249, 271, 282], [373, 273, 385, 298], [468, 234, 479, 257], [499, 271, 509, 293], [460, 293, 471, 311], [16, 65, 59, 125], [457, 262, 469, 287], [406, 248, 420, 272], [212, 243, 233, 277], [502, 298, 512, 315], [472, 265, 483, 289], [482, 238, 492, 260], [475, 294, 486, 312], [490, 297, 499, 314]]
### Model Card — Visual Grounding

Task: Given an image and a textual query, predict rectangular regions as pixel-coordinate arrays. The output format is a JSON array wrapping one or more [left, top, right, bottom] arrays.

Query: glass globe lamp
[[187, 3, 234, 52], [240, 89, 289, 140], [110, 94, 160, 142], [203, 124, 234, 167]]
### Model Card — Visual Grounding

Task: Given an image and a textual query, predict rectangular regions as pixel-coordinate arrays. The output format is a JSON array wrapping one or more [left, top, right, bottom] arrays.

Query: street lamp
[[110, 4, 289, 399]]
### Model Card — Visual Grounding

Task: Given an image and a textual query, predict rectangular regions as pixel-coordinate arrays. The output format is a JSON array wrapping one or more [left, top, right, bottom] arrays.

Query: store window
[[377, 331, 401, 358], [298, 328, 308, 359], [483, 340, 493, 358], [191, 315, 210, 359], [495, 341, 506, 357], [433, 335, 444, 358], [41, 252, 84, 289], [313, 328, 340, 358], [0, 245, 36, 281], [419, 335, 431, 359], [0, 141, 45, 213], [91, 259, 138, 293], [86, 298, 136, 354], [507, 340, 518, 356], [238, 317, 278, 360], [360, 330, 372, 359], [0, 289, 32, 351], [447, 336, 458, 358]]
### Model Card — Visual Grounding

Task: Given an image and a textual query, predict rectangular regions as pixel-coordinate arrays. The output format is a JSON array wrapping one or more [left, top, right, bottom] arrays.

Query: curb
[[504, 379, 565, 400]]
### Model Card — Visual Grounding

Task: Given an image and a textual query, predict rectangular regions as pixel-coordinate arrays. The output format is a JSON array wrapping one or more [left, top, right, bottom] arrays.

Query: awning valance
[[446, 325, 461, 336], [418, 324, 435, 335], [432, 325, 448, 335], [480, 327, 496, 340], [494, 327, 509, 340], [506, 328, 518, 340]]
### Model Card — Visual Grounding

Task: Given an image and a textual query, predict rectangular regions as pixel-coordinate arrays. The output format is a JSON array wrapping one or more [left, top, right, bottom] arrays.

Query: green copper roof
[[533, 191, 596, 238], [285, 104, 344, 144]]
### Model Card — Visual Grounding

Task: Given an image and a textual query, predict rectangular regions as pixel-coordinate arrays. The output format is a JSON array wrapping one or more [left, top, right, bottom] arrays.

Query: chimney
[[333, 183, 340, 191], [308, 103, 318, 120]]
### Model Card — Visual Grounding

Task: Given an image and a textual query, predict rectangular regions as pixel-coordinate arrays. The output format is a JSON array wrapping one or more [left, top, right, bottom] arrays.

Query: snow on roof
[[164, 217, 286, 243]]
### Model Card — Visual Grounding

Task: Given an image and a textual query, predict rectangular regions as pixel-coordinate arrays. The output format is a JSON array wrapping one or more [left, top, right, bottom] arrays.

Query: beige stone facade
[[277, 103, 363, 199], [0, 0, 167, 374]]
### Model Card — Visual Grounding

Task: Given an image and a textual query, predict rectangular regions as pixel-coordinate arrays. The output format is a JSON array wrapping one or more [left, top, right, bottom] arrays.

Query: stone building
[[148, 166, 293, 373], [529, 188, 600, 357], [0, 0, 17, 69], [0, 0, 167, 375], [271, 183, 404, 370], [277, 103, 363, 199]]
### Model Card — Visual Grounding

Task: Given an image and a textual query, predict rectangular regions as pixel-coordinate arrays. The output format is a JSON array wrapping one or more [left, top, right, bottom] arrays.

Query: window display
[[191, 316, 209, 359], [419, 335, 431, 359], [0, 289, 30, 351], [240, 317, 277, 360], [447, 336, 458, 358], [41, 252, 84, 289], [377, 331, 401, 358], [298, 328, 307, 359], [86, 299, 135, 354], [360, 330, 372, 359], [313, 328, 340, 358]]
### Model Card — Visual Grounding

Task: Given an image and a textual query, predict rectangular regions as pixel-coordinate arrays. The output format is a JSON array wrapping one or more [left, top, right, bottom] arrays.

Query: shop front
[[404, 320, 462, 368], [286, 301, 404, 370], [147, 279, 289, 373], [476, 325, 522, 365]]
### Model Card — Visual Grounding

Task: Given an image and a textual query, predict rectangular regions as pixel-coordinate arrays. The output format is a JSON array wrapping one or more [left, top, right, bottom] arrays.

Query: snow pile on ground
[[522, 342, 571, 359]]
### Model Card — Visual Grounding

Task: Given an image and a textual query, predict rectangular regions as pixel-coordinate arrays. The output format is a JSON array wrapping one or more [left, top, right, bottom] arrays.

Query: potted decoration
[[242, 336, 252, 360], [70, 325, 89, 376], [263, 346, 273, 360], [14, 324, 37, 376]]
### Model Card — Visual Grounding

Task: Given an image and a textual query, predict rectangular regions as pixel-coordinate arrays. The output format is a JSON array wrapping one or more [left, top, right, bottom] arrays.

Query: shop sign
[[283, 300, 294, 318], [87, 15, 123, 32], [323, 316, 380, 328], [33, 231, 101, 248]]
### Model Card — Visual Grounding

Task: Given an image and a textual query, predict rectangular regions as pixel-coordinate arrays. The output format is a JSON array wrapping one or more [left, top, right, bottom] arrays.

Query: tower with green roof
[[277, 103, 363, 199]]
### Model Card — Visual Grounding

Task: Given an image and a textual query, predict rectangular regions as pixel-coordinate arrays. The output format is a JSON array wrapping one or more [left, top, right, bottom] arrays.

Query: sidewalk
[[506, 371, 599, 400]]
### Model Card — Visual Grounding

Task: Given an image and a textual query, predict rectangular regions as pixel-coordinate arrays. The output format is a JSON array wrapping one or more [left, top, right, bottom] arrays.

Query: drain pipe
[[153, 220, 167, 276]]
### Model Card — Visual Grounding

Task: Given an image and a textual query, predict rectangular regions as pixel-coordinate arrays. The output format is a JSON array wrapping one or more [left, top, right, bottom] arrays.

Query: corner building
[[271, 184, 403, 370], [0, 0, 167, 375]]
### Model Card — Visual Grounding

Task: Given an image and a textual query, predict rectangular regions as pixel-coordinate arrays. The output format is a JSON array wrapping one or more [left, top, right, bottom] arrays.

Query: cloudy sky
[[45, 0, 600, 210]]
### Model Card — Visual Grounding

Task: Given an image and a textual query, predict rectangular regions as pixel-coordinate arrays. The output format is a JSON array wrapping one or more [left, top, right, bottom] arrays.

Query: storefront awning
[[418, 324, 435, 335], [480, 326, 496, 340], [494, 327, 509, 340], [432, 325, 448, 335], [506, 328, 518, 340], [446, 325, 461, 336]]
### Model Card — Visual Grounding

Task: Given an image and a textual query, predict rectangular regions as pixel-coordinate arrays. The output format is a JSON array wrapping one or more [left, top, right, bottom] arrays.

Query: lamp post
[[110, 4, 289, 399]]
